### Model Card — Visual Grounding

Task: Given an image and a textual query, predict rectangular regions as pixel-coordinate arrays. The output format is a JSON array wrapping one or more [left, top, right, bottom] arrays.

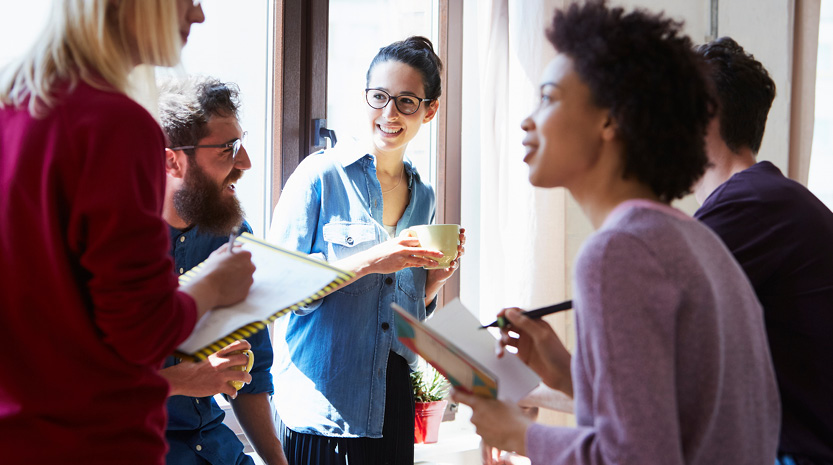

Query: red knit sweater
[[0, 81, 197, 464]]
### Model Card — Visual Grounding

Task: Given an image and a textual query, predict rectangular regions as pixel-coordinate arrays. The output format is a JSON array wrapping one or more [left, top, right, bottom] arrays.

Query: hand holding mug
[[399, 224, 462, 269], [227, 349, 254, 391]]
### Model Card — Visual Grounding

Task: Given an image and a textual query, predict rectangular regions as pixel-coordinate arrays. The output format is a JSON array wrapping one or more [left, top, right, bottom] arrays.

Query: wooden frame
[[436, 0, 464, 304], [271, 0, 329, 210]]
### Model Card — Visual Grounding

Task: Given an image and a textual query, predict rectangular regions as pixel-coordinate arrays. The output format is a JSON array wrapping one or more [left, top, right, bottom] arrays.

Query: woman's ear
[[600, 112, 618, 142], [422, 99, 440, 124], [165, 148, 187, 179]]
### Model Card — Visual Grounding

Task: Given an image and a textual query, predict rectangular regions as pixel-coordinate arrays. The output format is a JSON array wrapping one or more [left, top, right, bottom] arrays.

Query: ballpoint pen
[[228, 232, 237, 254], [480, 299, 573, 329]]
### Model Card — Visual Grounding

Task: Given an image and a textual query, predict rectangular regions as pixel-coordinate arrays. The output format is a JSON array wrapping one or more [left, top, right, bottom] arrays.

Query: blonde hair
[[0, 0, 183, 116]]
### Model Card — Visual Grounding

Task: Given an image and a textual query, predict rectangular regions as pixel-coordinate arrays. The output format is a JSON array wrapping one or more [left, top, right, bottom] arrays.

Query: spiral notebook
[[176, 233, 353, 361]]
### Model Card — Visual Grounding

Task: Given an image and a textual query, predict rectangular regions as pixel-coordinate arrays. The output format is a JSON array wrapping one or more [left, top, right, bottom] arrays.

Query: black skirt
[[278, 352, 415, 465]]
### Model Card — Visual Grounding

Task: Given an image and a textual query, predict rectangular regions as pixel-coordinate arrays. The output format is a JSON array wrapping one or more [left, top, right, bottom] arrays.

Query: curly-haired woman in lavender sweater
[[453, 2, 780, 464]]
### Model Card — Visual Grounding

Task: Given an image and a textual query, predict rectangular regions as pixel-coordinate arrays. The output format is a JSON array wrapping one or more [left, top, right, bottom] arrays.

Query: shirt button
[[346, 236, 354, 245], [196, 445, 202, 452], [180, 236, 185, 243], [385, 277, 393, 285], [179, 267, 184, 274], [381, 322, 390, 330]]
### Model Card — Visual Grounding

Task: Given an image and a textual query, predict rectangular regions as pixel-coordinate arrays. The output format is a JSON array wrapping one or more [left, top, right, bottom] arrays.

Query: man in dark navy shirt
[[157, 76, 287, 465], [694, 38, 833, 465]]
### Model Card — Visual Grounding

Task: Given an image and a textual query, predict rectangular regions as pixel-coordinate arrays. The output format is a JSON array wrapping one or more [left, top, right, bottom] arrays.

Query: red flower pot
[[414, 400, 448, 444]]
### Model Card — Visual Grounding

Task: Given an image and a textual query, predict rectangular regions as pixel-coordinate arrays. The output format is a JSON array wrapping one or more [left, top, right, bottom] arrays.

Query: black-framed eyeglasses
[[365, 88, 432, 115], [170, 131, 247, 162]]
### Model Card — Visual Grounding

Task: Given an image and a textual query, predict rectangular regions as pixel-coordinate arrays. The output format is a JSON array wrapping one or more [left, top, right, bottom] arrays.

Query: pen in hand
[[228, 233, 237, 254], [480, 299, 573, 329]]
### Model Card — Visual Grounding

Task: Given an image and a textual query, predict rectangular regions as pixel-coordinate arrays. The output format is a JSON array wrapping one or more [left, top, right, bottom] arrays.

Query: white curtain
[[475, 0, 571, 320]]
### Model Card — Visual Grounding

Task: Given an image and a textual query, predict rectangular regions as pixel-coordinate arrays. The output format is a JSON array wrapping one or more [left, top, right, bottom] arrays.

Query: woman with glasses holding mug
[[0, 1, 257, 464], [268, 36, 465, 464]]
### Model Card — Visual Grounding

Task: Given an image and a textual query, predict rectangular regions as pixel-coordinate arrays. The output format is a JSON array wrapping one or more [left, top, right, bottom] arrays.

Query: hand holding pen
[[179, 232, 254, 317], [494, 303, 574, 396], [481, 300, 572, 329], [228, 232, 237, 254]]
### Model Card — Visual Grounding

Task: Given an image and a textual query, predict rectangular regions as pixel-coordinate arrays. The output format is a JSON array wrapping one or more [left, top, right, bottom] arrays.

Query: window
[[809, 0, 833, 208], [170, 0, 274, 237], [327, 0, 440, 185], [0, 2, 49, 65], [273, 0, 462, 302]]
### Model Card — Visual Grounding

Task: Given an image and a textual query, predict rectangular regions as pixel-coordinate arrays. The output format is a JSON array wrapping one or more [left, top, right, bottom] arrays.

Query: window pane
[[327, 0, 439, 189], [0, 2, 50, 67], [163, 0, 273, 238], [809, 0, 833, 209]]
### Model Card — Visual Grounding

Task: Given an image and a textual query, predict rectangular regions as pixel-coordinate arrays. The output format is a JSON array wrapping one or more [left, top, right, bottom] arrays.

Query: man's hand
[[160, 340, 253, 398]]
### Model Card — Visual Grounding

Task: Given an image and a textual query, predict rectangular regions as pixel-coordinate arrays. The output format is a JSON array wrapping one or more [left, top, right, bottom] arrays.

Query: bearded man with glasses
[[157, 76, 287, 465]]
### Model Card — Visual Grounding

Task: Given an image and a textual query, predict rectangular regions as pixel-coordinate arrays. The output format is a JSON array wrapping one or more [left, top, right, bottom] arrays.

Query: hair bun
[[366, 35, 444, 100]]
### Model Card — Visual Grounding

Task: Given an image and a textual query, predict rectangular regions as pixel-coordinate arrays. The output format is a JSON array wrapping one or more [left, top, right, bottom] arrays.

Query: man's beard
[[173, 161, 245, 236]]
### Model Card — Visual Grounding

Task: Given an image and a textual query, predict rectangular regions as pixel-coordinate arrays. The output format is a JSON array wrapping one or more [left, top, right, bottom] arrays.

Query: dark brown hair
[[158, 76, 241, 154], [366, 36, 443, 101], [696, 37, 775, 154]]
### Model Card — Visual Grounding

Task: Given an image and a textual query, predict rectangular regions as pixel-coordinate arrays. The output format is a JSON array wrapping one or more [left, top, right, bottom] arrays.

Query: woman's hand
[[334, 235, 443, 278], [452, 389, 532, 456], [498, 308, 573, 396], [480, 406, 538, 464], [425, 228, 466, 304]]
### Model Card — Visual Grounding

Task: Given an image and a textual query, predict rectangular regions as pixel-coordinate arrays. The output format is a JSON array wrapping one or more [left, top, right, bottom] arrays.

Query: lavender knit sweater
[[526, 200, 780, 465]]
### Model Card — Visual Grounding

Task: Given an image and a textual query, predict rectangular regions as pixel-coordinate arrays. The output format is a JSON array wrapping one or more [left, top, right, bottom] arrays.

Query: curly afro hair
[[549, 0, 714, 202], [696, 37, 775, 155]]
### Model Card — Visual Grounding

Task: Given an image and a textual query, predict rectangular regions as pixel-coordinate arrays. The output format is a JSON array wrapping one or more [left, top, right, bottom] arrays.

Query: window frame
[[270, 0, 463, 303]]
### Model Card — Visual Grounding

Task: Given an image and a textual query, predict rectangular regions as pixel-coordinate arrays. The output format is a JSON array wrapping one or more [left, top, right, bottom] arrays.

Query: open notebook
[[393, 298, 539, 402], [176, 233, 353, 361]]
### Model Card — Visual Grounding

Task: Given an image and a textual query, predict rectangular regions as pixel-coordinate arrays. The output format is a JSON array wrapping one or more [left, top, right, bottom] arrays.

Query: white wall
[[719, 0, 794, 171], [619, 0, 794, 173]]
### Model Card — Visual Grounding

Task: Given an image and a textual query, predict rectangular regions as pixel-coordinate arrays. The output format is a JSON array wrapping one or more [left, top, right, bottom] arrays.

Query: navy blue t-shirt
[[695, 161, 833, 460]]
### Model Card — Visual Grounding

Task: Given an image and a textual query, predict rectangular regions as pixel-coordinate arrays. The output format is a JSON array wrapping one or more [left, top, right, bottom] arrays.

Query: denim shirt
[[164, 222, 274, 465], [267, 144, 436, 438]]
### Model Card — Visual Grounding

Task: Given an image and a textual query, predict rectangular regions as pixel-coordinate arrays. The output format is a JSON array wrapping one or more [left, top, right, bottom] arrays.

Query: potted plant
[[411, 365, 450, 444]]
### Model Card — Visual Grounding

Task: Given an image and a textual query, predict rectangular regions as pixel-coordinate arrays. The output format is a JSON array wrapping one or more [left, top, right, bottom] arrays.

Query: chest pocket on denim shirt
[[397, 266, 427, 314], [323, 221, 380, 295]]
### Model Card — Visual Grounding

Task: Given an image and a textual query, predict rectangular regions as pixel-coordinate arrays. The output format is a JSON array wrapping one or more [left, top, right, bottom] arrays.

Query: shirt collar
[[338, 144, 419, 180]]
